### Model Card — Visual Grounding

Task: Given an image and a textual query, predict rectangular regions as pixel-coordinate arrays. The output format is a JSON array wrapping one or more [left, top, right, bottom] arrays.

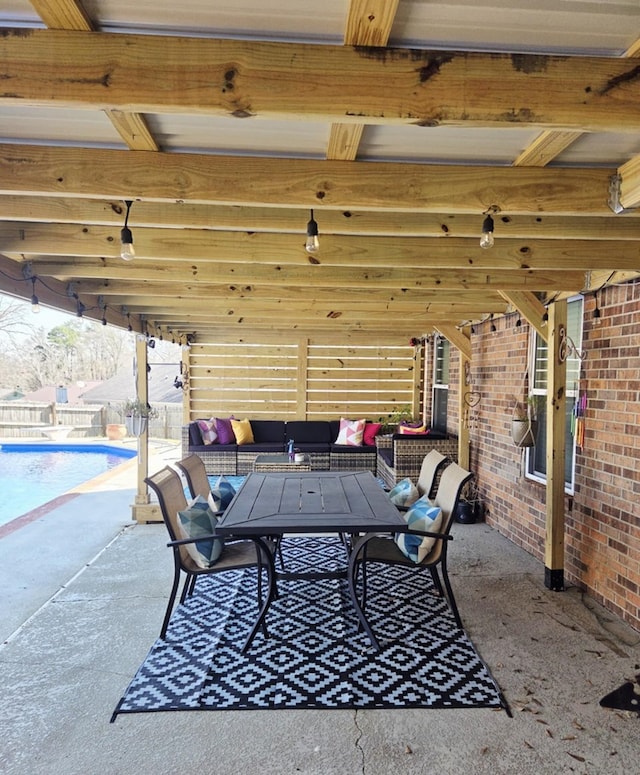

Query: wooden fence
[[0, 402, 183, 440]]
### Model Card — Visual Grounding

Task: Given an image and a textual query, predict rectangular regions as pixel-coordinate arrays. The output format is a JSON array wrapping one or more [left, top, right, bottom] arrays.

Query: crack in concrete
[[353, 709, 365, 773]]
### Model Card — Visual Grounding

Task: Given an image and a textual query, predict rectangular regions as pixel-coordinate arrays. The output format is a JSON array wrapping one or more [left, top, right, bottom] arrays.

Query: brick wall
[[463, 282, 640, 632]]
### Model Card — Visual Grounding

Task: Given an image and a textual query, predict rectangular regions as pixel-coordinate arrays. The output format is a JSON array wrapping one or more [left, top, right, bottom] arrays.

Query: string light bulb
[[30, 277, 40, 314], [593, 301, 601, 326], [120, 200, 135, 261], [305, 209, 319, 254], [480, 213, 495, 249]]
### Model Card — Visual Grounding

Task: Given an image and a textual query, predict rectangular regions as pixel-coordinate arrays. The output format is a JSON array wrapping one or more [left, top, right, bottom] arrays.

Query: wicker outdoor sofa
[[375, 432, 458, 489], [181, 419, 380, 475]]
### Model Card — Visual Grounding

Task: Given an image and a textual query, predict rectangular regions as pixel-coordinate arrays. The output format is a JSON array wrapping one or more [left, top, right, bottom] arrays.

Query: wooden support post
[[457, 331, 471, 471], [296, 337, 309, 419], [131, 334, 151, 523], [181, 343, 191, 425], [545, 300, 567, 591], [421, 336, 431, 422], [435, 324, 472, 469], [411, 341, 424, 421]]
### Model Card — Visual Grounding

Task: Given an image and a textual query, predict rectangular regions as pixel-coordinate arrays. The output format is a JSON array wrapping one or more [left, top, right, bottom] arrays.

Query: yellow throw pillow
[[230, 418, 254, 445], [398, 425, 427, 435]]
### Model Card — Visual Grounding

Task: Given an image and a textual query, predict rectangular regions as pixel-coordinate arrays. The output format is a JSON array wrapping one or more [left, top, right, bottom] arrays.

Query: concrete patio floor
[[1, 443, 639, 774]]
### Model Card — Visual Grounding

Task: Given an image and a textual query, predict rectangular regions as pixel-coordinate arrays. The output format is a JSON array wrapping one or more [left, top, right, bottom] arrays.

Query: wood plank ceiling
[[1, 0, 640, 342]]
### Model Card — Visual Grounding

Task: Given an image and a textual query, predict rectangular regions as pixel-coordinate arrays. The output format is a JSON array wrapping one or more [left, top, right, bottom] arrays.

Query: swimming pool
[[0, 443, 137, 527]]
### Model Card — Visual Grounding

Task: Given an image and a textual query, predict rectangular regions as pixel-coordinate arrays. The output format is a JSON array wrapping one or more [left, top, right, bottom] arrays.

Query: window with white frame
[[526, 296, 584, 492], [431, 335, 450, 432]]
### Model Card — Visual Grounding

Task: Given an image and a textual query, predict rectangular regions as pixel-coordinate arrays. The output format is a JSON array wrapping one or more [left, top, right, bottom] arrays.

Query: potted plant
[[120, 398, 158, 437], [376, 405, 416, 435], [510, 395, 539, 448], [455, 479, 483, 524], [105, 422, 127, 441]]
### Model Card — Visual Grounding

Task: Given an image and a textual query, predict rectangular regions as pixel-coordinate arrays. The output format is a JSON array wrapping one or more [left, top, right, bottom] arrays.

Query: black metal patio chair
[[145, 465, 275, 640], [174, 452, 215, 501], [349, 462, 474, 632]]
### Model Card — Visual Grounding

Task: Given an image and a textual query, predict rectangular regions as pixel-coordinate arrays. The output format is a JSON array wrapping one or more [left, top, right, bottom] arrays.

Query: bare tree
[[0, 295, 30, 340]]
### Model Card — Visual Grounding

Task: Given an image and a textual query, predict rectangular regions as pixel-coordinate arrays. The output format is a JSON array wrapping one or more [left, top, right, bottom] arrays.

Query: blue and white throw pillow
[[388, 477, 419, 508], [207, 475, 236, 513], [394, 496, 443, 563], [177, 495, 223, 569]]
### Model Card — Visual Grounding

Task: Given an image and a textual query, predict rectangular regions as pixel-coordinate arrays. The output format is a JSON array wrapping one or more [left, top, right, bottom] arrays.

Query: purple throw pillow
[[214, 417, 236, 445]]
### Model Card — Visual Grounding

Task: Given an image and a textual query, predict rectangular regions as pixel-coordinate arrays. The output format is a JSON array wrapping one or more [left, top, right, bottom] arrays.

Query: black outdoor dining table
[[215, 470, 406, 652]]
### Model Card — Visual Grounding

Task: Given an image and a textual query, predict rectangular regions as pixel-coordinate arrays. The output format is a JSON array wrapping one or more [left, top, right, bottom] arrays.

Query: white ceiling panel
[[0, 0, 41, 27], [390, 0, 640, 55], [551, 131, 640, 167], [82, 0, 346, 41], [0, 106, 125, 148], [145, 114, 329, 158], [358, 125, 541, 165], [1, 1, 640, 336]]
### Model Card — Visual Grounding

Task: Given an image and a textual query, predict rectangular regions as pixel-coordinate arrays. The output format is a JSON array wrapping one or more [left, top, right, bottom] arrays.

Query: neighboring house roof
[[17, 364, 183, 406], [21, 382, 102, 404], [80, 364, 183, 405], [1, 389, 25, 401]]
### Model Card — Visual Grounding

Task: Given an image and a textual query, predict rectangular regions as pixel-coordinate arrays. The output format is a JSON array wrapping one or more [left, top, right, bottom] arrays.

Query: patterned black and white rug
[[112, 536, 508, 718]]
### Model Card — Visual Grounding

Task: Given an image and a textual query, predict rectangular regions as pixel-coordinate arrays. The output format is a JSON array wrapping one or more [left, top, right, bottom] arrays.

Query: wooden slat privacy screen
[[188, 338, 423, 422]]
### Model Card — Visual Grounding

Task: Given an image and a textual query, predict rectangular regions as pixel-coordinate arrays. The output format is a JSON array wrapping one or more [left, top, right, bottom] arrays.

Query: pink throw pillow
[[336, 418, 366, 446], [197, 419, 218, 445], [363, 422, 382, 446]]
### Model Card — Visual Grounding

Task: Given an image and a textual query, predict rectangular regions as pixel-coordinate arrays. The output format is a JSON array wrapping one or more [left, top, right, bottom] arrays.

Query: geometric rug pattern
[[112, 536, 508, 717]]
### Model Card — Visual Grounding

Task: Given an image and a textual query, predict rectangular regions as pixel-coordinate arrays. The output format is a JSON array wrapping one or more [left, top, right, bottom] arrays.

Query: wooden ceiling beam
[[128, 309, 477, 326], [104, 110, 159, 152], [29, 1, 159, 153], [76, 288, 505, 309], [179, 327, 425, 343], [499, 290, 549, 342], [64, 279, 508, 316], [328, 1, 401, 161], [344, 0, 400, 46], [28, 0, 93, 31], [185, 330, 420, 346], [512, 36, 640, 170], [116, 308, 501, 327], [107, 297, 498, 318], [3, 31, 640, 130], [0, 252, 139, 329], [21, 257, 584, 291], [433, 325, 471, 360], [127, 314, 493, 332], [2, 222, 639, 270], [617, 155, 640, 210], [512, 130, 584, 167], [326, 124, 364, 161], [0, 143, 614, 215], [2, 195, 640, 235], [70, 281, 506, 306]]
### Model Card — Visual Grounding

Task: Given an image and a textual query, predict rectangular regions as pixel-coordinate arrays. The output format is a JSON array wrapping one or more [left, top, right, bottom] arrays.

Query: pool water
[[0, 444, 137, 526]]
